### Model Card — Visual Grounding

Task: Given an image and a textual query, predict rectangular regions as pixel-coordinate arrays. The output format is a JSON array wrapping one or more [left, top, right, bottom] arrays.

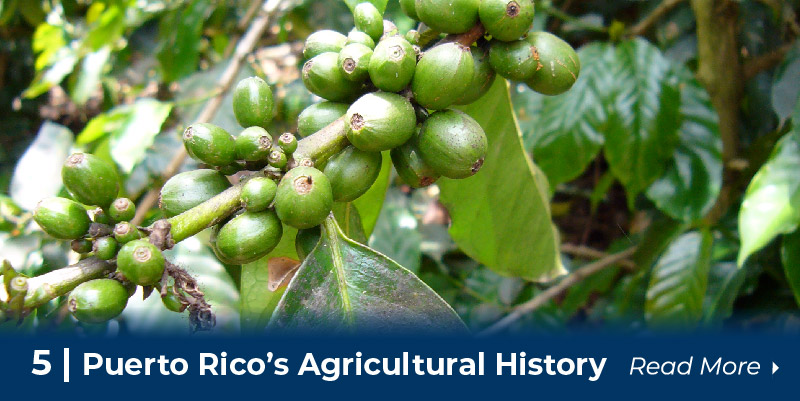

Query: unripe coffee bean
[[183, 123, 237, 167], [277, 133, 298, 155], [274, 166, 333, 229], [109, 198, 135, 223], [235, 126, 273, 161], [62, 153, 119, 208], [400, 0, 420, 20], [339, 43, 373, 82], [68, 279, 129, 323], [295, 226, 322, 260], [232, 76, 274, 129], [93, 236, 118, 260], [418, 109, 488, 179], [411, 42, 475, 110], [268, 147, 288, 169], [391, 135, 440, 188], [524, 31, 581, 96], [368, 36, 416, 92], [479, 0, 535, 41], [213, 210, 283, 265], [354, 2, 384, 42], [241, 177, 278, 212], [303, 30, 347, 59], [416, 0, 480, 34], [455, 45, 497, 105], [71, 239, 93, 254], [113, 221, 141, 244], [346, 92, 416, 152], [160, 169, 231, 217], [302, 52, 363, 102], [161, 287, 186, 313], [297, 102, 349, 138], [323, 146, 383, 202], [33, 197, 91, 240], [116, 239, 165, 286], [346, 30, 375, 49]]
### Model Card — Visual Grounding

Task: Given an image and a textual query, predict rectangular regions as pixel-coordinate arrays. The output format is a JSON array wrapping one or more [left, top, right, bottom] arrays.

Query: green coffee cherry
[[268, 147, 288, 169], [303, 30, 348, 59], [213, 210, 283, 265], [161, 287, 186, 313], [235, 126, 273, 161], [113, 222, 141, 244], [109, 198, 135, 223], [400, 0, 420, 20], [405, 29, 420, 45], [524, 31, 581, 96], [160, 169, 231, 217], [183, 123, 237, 167], [346, 30, 375, 49], [71, 239, 93, 254], [116, 239, 165, 286], [346, 92, 416, 152], [277, 133, 298, 155], [323, 146, 382, 202], [416, 0, 480, 33], [274, 166, 333, 229], [302, 52, 363, 102], [297, 102, 349, 138], [368, 36, 416, 92], [295, 226, 321, 260], [391, 135, 440, 187], [455, 45, 497, 105], [412, 42, 475, 110], [338, 43, 373, 82], [232, 76, 274, 129], [489, 36, 540, 81], [33, 197, 91, 240], [241, 177, 277, 212], [354, 2, 384, 42], [479, 0, 535, 41], [62, 153, 119, 208], [67, 279, 129, 324], [93, 236, 118, 260], [418, 109, 488, 179]]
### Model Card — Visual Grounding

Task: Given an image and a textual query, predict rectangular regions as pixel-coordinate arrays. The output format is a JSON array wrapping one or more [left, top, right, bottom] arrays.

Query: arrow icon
[[772, 362, 779, 374]]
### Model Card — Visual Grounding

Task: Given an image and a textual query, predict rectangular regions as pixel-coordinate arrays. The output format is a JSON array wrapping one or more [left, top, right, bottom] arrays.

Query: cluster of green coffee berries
[[30, 153, 183, 324]]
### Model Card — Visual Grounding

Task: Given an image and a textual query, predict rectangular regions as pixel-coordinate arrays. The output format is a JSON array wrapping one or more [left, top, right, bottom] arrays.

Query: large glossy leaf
[[269, 216, 465, 332], [157, 0, 209, 83], [702, 262, 746, 325], [101, 99, 173, 174], [438, 80, 564, 282], [645, 230, 713, 328], [353, 152, 391, 236], [10, 122, 73, 210], [240, 258, 287, 331], [782, 230, 800, 307], [604, 38, 681, 205], [516, 43, 615, 186], [772, 44, 800, 123], [646, 68, 723, 221], [738, 121, 800, 265], [71, 46, 110, 105]]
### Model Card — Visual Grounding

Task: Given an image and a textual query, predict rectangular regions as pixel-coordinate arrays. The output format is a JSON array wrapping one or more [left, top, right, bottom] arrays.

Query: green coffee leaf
[[517, 42, 615, 187], [646, 68, 722, 222], [10, 122, 73, 210], [269, 216, 465, 332], [333, 202, 367, 243], [702, 262, 746, 325], [440, 80, 565, 282], [738, 120, 800, 265], [781, 230, 800, 307], [352, 152, 391, 236], [106, 99, 173, 174], [604, 38, 681, 205], [240, 258, 287, 331], [645, 230, 713, 328], [772, 43, 800, 123], [157, 0, 210, 83], [71, 46, 111, 105]]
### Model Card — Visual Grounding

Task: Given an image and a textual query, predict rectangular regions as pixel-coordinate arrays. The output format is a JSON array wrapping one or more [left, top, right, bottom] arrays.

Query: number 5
[[32, 350, 51, 375]]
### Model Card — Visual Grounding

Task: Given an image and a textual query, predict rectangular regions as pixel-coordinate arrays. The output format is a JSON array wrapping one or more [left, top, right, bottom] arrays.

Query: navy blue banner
[[0, 333, 793, 399]]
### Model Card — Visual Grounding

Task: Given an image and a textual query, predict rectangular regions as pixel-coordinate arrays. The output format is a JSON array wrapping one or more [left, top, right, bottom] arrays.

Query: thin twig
[[132, 0, 286, 225], [560, 243, 636, 270], [479, 247, 638, 336], [743, 41, 796, 80], [628, 0, 687, 37]]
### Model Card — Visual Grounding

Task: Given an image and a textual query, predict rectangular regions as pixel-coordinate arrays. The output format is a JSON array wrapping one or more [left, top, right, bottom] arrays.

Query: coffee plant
[[1, 0, 799, 334]]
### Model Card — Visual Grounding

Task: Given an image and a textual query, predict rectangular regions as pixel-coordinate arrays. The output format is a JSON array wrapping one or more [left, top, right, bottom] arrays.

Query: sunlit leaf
[[108, 99, 173, 173], [269, 216, 465, 332], [440, 80, 565, 282], [645, 230, 713, 328], [10, 122, 73, 210]]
